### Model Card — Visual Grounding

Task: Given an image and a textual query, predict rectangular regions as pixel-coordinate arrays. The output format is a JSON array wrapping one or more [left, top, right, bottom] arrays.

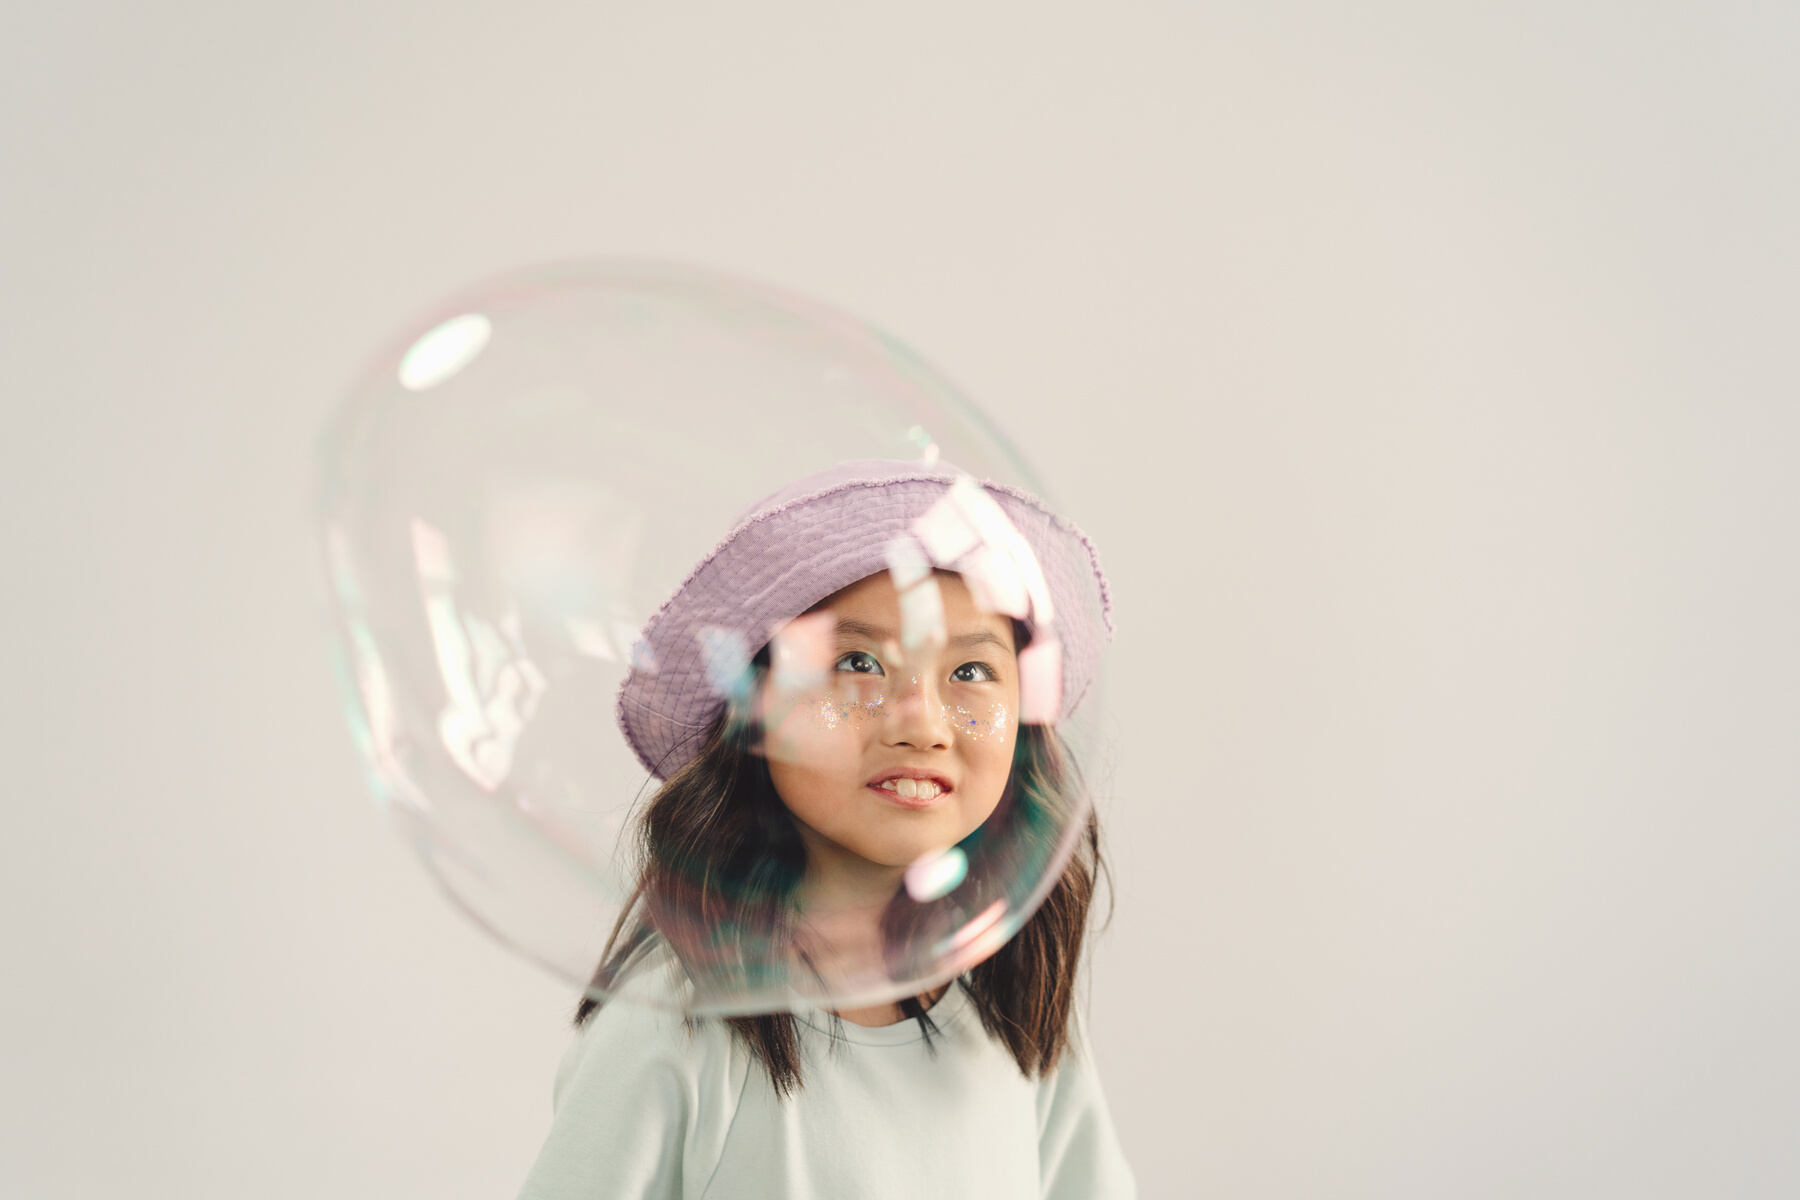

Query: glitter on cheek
[[813, 697, 849, 731], [812, 693, 886, 731], [944, 702, 1010, 742]]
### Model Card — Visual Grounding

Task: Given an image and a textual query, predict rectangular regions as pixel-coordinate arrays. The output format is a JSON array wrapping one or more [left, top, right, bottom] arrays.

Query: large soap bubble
[[317, 261, 1110, 1015]]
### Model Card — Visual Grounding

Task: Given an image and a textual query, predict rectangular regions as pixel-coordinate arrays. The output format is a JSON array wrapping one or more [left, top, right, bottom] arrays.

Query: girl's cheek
[[943, 701, 1010, 743], [813, 691, 888, 734], [761, 687, 885, 768], [951, 702, 1013, 803]]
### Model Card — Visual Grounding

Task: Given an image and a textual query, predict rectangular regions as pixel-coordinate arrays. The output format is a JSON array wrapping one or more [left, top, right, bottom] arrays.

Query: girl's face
[[764, 571, 1019, 874]]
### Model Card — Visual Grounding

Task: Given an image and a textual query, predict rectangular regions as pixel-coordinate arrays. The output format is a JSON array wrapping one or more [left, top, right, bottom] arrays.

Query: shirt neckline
[[795, 980, 974, 1047]]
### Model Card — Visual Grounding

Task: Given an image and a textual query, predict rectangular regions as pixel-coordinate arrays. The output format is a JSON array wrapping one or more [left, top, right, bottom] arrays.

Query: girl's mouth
[[867, 771, 952, 808]]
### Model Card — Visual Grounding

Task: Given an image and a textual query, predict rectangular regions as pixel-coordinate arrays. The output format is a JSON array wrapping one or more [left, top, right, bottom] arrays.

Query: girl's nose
[[882, 673, 952, 751]]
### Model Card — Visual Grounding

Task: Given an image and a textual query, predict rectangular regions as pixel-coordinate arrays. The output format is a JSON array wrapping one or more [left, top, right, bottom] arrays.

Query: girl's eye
[[949, 661, 997, 683], [835, 650, 885, 676]]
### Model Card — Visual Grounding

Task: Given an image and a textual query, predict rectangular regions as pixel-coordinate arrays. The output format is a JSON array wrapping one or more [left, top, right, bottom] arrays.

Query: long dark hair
[[578, 674, 1105, 1097]]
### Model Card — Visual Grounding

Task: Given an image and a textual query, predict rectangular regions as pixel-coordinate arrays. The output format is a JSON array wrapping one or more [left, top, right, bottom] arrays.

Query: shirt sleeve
[[1036, 1017, 1137, 1200], [516, 1000, 699, 1200]]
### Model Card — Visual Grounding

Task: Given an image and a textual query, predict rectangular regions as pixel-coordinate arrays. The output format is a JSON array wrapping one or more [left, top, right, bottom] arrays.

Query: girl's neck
[[795, 828, 905, 907], [791, 823, 944, 1026], [834, 983, 949, 1028]]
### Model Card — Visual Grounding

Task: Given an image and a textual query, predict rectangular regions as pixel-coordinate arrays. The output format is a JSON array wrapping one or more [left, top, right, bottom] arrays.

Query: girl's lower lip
[[866, 783, 948, 810]]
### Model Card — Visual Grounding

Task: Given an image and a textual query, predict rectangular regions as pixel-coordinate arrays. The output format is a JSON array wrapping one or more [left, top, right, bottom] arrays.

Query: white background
[[3, 3, 1796, 1196]]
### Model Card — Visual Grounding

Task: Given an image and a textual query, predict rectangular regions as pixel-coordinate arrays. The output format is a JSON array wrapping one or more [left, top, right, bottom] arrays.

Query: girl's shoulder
[[554, 944, 742, 1107], [524, 949, 752, 1199]]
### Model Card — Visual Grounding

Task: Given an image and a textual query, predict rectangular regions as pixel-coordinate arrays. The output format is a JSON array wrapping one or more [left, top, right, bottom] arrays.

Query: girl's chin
[[835, 831, 958, 873]]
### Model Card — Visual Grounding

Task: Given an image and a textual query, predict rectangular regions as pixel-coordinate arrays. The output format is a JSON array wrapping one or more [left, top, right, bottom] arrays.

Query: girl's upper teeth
[[883, 778, 940, 799]]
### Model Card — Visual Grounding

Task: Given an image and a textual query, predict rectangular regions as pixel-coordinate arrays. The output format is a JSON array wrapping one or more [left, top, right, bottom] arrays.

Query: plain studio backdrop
[[2, 3, 1795, 1197]]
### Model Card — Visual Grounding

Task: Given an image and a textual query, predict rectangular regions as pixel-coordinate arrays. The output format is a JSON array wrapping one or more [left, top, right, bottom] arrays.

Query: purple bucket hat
[[616, 459, 1114, 779]]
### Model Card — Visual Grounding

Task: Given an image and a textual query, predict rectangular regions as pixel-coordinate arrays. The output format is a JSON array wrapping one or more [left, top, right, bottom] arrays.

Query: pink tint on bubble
[[951, 899, 1008, 950], [942, 899, 1011, 970], [1017, 638, 1063, 725]]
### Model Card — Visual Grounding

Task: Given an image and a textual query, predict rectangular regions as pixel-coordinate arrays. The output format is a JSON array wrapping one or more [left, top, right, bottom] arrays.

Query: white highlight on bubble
[[411, 517, 548, 791], [904, 846, 969, 901], [910, 476, 1055, 628], [399, 313, 492, 391], [1006, 529, 1055, 625], [600, 619, 650, 672], [948, 476, 1015, 548], [912, 493, 981, 564], [624, 635, 658, 673], [697, 625, 752, 700], [771, 611, 836, 691], [566, 617, 617, 660], [899, 575, 947, 650], [905, 424, 943, 466], [884, 535, 932, 590], [328, 524, 431, 812], [960, 543, 1029, 619], [567, 614, 653, 672]]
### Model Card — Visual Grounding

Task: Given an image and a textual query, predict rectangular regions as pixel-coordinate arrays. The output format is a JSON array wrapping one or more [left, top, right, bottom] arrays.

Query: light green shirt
[[518, 971, 1135, 1199]]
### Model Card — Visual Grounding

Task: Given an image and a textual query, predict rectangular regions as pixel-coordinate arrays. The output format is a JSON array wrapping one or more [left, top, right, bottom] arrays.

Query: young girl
[[518, 459, 1134, 1199]]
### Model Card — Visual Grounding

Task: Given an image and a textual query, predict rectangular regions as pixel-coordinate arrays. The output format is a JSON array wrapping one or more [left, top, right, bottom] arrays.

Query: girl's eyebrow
[[833, 620, 1011, 656], [947, 630, 1012, 654], [834, 618, 895, 643]]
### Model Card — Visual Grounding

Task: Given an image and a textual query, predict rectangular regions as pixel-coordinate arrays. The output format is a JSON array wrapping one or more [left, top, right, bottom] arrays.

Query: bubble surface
[[317, 261, 1106, 1014]]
